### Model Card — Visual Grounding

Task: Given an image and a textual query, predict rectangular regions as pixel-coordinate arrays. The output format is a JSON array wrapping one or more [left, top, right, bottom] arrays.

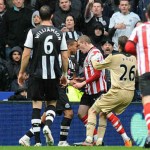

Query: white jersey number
[[44, 35, 53, 54]]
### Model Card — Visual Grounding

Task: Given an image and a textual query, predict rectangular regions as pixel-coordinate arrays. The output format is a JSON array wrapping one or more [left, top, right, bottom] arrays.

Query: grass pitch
[[0, 146, 144, 150]]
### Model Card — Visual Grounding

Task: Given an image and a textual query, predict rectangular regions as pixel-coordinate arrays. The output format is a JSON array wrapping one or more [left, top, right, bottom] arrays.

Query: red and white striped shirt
[[128, 22, 150, 76], [84, 47, 107, 95]]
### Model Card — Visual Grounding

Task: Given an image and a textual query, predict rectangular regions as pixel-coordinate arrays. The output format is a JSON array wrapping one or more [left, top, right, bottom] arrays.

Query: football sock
[[59, 117, 72, 141], [45, 105, 56, 127], [31, 108, 41, 143], [96, 113, 107, 145], [143, 103, 150, 135], [26, 128, 34, 138], [107, 112, 129, 142], [81, 114, 98, 142]]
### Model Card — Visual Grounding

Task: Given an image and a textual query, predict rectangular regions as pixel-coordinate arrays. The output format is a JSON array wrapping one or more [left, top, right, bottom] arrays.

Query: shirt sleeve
[[60, 33, 68, 51], [24, 29, 33, 48]]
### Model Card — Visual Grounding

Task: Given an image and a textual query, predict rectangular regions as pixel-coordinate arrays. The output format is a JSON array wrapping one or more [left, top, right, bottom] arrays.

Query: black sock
[[45, 105, 56, 127], [31, 108, 41, 143], [60, 117, 72, 141]]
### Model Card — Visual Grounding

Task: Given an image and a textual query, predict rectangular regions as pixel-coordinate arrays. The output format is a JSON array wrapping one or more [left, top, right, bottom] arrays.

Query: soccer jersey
[[128, 22, 150, 76], [109, 12, 140, 50], [84, 47, 107, 95], [93, 52, 137, 90], [24, 25, 67, 79]]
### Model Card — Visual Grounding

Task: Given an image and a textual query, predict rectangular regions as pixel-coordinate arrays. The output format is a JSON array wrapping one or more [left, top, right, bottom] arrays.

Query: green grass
[[0, 146, 145, 150]]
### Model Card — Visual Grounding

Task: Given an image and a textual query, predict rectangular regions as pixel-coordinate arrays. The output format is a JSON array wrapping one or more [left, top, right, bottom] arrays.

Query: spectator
[[0, 57, 10, 91], [0, 0, 7, 59], [52, 0, 82, 31], [108, 0, 140, 51], [101, 38, 114, 90], [90, 22, 106, 49], [84, 0, 109, 36], [3, 0, 32, 59], [6, 46, 22, 89], [31, 10, 41, 27]]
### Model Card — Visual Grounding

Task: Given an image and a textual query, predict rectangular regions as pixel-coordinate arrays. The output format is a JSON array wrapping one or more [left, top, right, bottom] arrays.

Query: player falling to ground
[[125, 4, 150, 148], [19, 39, 78, 146], [18, 5, 68, 146], [83, 36, 136, 147]]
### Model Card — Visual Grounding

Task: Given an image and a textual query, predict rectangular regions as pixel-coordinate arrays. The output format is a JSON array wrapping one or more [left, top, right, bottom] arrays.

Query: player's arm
[[19, 47, 31, 73], [60, 33, 68, 87], [91, 54, 112, 70], [125, 27, 138, 55], [18, 29, 32, 86], [125, 40, 136, 55]]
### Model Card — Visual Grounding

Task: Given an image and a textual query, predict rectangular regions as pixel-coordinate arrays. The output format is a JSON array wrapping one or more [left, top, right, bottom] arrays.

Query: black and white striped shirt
[[24, 25, 67, 79]]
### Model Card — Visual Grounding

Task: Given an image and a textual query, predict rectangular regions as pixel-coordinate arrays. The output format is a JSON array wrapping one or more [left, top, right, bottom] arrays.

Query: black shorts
[[139, 72, 150, 96], [27, 77, 59, 101], [56, 86, 72, 115], [80, 91, 106, 107]]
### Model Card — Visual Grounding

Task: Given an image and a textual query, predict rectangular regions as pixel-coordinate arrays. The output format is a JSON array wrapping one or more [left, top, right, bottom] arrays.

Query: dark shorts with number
[[27, 77, 59, 101], [80, 91, 106, 107], [139, 72, 150, 96], [56, 86, 72, 115]]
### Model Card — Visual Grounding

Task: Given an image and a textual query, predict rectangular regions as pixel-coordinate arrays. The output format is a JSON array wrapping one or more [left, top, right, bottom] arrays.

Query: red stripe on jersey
[[142, 26, 150, 73]]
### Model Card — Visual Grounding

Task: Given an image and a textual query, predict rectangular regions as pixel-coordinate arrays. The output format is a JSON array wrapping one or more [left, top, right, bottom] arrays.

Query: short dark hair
[[67, 39, 77, 46], [94, 0, 103, 8], [118, 36, 128, 52], [39, 5, 52, 21], [65, 14, 76, 24]]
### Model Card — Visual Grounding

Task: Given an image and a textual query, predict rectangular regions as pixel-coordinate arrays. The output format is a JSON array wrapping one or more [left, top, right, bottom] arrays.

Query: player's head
[[77, 35, 92, 54], [146, 3, 150, 20], [39, 5, 52, 21], [118, 36, 128, 52], [67, 39, 77, 55]]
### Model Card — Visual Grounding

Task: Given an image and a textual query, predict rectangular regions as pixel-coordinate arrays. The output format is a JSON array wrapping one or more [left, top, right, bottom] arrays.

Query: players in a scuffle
[[83, 35, 136, 147]]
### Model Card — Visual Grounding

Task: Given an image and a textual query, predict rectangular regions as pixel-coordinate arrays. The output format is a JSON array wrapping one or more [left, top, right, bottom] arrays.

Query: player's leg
[[107, 112, 132, 146], [105, 89, 134, 147], [96, 112, 107, 146], [19, 128, 34, 146], [58, 109, 73, 146], [43, 79, 59, 146], [31, 101, 42, 146], [83, 104, 99, 145], [78, 93, 98, 143], [57, 87, 73, 146], [139, 73, 150, 148], [19, 112, 46, 146], [43, 100, 56, 146], [27, 77, 43, 146]]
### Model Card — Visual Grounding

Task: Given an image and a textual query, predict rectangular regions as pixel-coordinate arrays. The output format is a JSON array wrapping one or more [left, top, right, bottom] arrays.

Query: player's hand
[[18, 72, 25, 86], [60, 75, 68, 88], [73, 81, 86, 89]]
